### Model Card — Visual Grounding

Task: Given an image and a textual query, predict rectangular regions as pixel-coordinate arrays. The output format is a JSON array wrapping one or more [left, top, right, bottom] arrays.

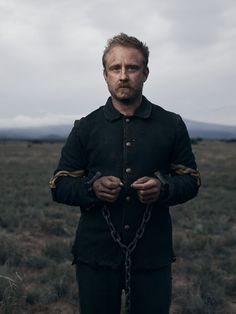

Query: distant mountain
[[0, 119, 235, 140], [0, 125, 72, 140], [185, 120, 236, 139]]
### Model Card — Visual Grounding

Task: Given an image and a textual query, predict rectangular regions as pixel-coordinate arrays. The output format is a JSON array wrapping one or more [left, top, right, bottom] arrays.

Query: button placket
[[123, 117, 135, 180], [123, 117, 131, 178], [122, 117, 132, 239]]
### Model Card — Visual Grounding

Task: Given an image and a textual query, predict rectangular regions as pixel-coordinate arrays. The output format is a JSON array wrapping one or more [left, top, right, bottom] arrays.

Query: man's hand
[[92, 176, 123, 203], [131, 177, 161, 204]]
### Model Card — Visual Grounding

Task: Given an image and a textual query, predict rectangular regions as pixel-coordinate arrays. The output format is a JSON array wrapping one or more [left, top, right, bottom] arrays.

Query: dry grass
[[0, 139, 235, 313]]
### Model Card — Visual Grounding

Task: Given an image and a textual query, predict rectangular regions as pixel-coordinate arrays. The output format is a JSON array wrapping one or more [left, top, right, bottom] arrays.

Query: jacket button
[[125, 118, 130, 123], [124, 224, 130, 231], [126, 142, 131, 147], [126, 196, 131, 201], [126, 168, 132, 174]]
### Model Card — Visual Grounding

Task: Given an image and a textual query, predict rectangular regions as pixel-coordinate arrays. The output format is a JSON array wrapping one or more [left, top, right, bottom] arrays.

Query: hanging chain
[[102, 204, 153, 314]]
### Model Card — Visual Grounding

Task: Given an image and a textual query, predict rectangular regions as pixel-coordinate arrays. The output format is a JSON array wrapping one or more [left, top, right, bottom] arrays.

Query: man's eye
[[127, 66, 139, 72], [110, 66, 120, 72]]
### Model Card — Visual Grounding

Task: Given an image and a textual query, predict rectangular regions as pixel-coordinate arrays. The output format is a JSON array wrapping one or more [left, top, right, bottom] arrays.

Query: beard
[[110, 85, 143, 106]]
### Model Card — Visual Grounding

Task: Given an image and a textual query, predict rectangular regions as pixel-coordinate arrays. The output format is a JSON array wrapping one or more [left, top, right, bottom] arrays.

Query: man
[[50, 33, 200, 314]]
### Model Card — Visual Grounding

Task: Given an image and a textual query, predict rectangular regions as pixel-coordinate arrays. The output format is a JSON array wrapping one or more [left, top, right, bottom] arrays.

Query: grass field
[[0, 139, 235, 313]]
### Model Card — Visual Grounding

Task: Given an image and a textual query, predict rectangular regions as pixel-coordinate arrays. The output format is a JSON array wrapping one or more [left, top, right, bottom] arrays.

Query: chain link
[[102, 204, 152, 314]]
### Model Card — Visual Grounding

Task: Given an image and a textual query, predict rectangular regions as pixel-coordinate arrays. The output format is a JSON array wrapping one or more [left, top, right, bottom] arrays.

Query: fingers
[[97, 191, 121, 203], [137, 190, 160, 204], [132, 177, 161, 204], [101, 176, 123, 189], [132, 177, 159, 190], [137, 187, 160, 197], [92, 176, 123, 203], [92, 175, 161, 204], [131, 176, 149, 186], [97, 186, 122, 195]]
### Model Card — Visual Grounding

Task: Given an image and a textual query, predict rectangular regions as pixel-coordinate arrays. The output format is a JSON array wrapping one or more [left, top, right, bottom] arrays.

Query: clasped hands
[[92, 176, 161, 204]]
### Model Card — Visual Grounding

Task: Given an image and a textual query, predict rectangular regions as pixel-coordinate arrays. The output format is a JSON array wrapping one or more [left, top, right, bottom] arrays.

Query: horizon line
[[0, 114, 235, 129]]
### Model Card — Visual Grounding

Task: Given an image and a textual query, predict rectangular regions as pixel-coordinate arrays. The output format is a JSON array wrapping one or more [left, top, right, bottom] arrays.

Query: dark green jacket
[[52, 96, 199, 270]]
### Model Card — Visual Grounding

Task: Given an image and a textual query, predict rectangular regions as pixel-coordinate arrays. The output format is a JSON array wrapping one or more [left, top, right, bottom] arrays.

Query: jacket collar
[[103, 96, 152, 122]]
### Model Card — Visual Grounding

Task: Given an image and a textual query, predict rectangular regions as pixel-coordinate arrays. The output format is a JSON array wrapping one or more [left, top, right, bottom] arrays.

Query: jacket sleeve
[[50, 119, 99, 209], [161, 115, 200, 206]]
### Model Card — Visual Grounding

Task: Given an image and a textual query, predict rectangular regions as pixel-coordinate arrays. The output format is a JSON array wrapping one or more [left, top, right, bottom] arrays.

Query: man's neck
[[111, 95, 143, 116]]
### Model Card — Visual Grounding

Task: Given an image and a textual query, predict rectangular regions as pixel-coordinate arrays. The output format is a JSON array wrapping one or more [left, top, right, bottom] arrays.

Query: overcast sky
[[0, 0, 235, 128]]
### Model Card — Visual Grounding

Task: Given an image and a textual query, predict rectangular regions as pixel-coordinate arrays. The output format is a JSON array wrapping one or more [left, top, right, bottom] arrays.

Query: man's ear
[[143, 67, 149, 82], [103, 68, 107, 81]]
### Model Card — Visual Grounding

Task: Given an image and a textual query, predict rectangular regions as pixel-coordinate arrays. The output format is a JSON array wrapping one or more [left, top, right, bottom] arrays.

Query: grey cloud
[[160, 0, 236, 50], [0, 0, 235, 126]]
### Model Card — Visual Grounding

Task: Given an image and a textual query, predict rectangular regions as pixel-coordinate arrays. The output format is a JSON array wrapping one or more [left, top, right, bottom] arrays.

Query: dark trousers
[[76, 262, 172, 314]]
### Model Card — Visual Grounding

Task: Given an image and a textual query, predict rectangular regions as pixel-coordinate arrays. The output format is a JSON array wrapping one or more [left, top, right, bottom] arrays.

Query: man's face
[[103, 46, 149, 104]]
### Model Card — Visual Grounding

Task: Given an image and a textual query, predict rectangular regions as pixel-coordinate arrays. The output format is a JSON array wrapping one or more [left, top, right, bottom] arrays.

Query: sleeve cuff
[[154, 171, 171, 202]]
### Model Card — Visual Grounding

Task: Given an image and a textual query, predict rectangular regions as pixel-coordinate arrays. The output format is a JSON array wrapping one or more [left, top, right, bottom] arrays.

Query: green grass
[[0, 140, 236, 313]]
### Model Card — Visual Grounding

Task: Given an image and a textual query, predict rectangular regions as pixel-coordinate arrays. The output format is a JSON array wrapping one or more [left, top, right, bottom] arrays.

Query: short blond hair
[[102, 33, 149, 68]]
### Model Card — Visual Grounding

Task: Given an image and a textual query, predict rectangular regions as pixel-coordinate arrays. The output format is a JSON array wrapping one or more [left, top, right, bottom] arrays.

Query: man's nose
[[120, 68, 128, 80]]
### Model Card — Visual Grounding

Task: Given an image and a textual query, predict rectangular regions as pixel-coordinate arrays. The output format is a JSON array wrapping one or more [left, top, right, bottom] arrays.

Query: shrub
[[43, 240, 71, 263], [38, 263, 77, 302], [23, 255, 49, 270], [0, 273, 25, 314], [40, 220, 68, 236], [0, 235, 24, 267]]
